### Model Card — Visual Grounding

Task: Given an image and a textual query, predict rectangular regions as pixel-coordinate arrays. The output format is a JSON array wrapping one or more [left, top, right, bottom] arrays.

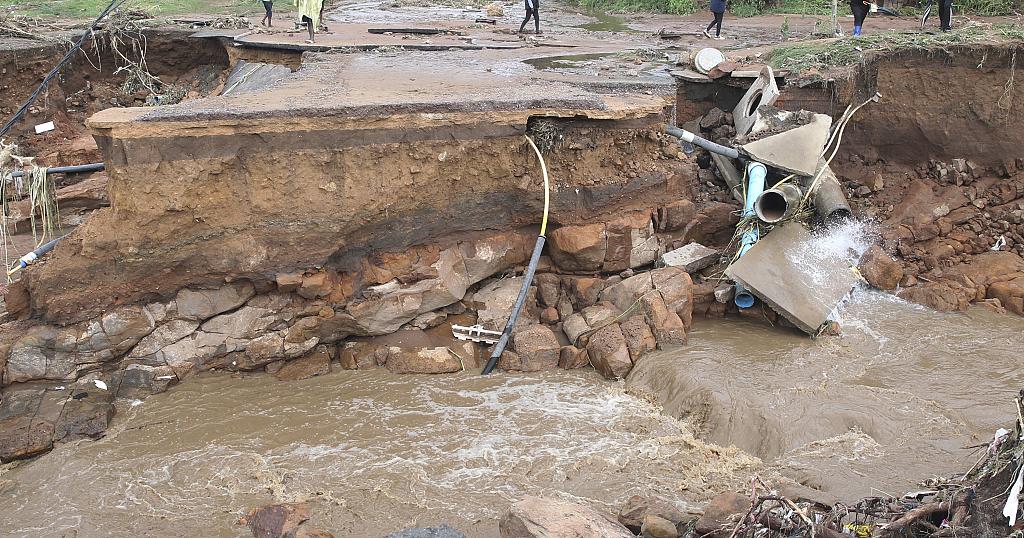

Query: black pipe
[[481, 235, 546, 375], [665, 125, 740, 159], [9, 162, 105, 179]]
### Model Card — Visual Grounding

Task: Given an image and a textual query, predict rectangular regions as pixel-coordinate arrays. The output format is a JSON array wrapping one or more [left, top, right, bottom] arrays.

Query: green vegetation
[[769, 23, 1024, 71], [577, 0, 1021, 18], [578, 0, 698, 16], [0, 0, 276, 18]]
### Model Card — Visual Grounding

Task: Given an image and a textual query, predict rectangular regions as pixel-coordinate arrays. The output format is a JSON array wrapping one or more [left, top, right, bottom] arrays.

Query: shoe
[[702, 29, 711, 38], [713, 35, 725, 40]]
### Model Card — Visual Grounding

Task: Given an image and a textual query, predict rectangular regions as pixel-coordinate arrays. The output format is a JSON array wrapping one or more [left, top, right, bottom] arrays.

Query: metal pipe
[[9, 162, 104, 179], [481, 236, 546, 375], [735, 162, 767, 309], [665, 126, 740, 159], [808, 163, 853, 225], [754, 182, 803, 223]]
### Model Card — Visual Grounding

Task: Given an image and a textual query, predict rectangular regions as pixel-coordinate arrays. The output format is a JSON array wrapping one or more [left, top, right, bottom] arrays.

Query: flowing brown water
[[2, 226, 1023, 536]]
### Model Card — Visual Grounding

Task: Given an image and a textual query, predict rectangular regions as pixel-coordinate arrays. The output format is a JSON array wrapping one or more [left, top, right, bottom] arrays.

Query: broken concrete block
[[740, 113, 832, 177], [725, 222, 858, 334], [732, 66, 779, 135], [660, 243, 719, 273]]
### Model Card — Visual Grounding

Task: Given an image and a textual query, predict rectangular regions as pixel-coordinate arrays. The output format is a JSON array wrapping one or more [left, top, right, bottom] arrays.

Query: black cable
[[0, 0, 128, 138]]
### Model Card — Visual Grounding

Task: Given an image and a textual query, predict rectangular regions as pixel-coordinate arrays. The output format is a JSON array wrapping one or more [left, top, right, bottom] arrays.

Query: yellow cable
[[524, 135, 551, 237]]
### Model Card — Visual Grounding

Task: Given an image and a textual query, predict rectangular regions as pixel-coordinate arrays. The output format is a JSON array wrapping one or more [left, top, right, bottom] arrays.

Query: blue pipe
[[734, 162, 767, 308]]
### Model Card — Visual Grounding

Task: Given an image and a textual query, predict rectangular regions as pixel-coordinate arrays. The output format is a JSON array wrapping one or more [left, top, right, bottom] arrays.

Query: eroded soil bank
[[1, 8, 1024, 537]]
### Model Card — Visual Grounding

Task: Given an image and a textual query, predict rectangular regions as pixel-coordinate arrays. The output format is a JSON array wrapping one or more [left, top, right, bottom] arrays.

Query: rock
[[566, 277, 605, 308], [385, 524, 466, 538], [459, 231, 531, 284], [898, 280, 974, 312], [658, 200, 697, 232], [474, 277, 537, 331], [660, 243, 719, 273], [618, 495, 692, 534], [586, 324, 633, 380], [558, 345, 589, 369], [499, 496, 634, 538], [651, 267, 694, 329], [641, 293, 687, 346], [113, 364, 178, 398], [599, 273, 654, 312], [0, 387, 55, 461], [713, 284, 734, 304], [386, 347, 462, 374], [510, 325, 560, 371], [409, 310, 448, 330], [561, 313, 592, 344], [987, 277, 1024, 315], [548, 223, 607, 272], [868, 173, 885, 192], [699, 108, 726, 130], [175, 282, 255, 321], [53, 381, 115, 443], [243, 502, 311, 538], [604, 212, 658, 270], [338, 341, 382, 369], [298, 272, 333, 299], [695, 492, 751, 538], [275, 272, 304, 292], [620, 315, 657, 363], [858, 246, 904, 291], [539, 307, 559, 324], [642, 515, 680, 538], [534, 273, 561, 307], [580, 302, 622, 328], [130, 319, 201, 358], [273, 345, 332, 381], [683, 202, 740, 245]]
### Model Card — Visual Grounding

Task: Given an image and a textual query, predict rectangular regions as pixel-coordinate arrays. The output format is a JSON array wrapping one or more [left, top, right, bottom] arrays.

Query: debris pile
[[669, 64, 877, 335]]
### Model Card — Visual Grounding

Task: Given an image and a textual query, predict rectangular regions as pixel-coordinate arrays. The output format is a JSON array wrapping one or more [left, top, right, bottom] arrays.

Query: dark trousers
[[938, 0, 953, 29], [851, 1, 868, 27], [705, 11, 723, 36], [519, 0, 539, 33]]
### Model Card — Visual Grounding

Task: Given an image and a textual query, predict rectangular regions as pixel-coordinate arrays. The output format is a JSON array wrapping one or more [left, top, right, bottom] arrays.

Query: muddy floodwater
[[2, 282, 1023, 537]]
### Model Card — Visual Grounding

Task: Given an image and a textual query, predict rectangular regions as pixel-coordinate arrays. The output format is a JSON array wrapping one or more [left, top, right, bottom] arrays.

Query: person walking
[[294, 0, 322, 43], [518, 0, 540, 34], [702, 0, 726, 40], [260, 0, 273, 27], [850, 0, 869, 35]]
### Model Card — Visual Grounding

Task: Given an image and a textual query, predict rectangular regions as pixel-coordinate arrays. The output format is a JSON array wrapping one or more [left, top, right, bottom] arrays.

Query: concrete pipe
[[754, 182, 803, 223], [809, 164, 853, 224]]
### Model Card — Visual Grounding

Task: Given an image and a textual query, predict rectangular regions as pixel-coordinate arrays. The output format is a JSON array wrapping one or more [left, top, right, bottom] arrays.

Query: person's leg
[[533, 8, 540, 33], [938, 0, 952, 30], [714, 11, 723, 36]]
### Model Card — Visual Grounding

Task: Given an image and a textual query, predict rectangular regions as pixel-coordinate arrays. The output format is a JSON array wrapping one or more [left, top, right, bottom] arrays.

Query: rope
[[0, 0, 128, 138]]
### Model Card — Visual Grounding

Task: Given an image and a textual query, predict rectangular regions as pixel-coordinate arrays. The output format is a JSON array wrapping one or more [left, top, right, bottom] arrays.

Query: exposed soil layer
[[0, 29, 230, 167]]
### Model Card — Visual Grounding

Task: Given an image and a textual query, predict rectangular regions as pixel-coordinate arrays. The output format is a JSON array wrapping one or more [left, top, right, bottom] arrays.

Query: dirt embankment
[[0, 28, 230, 166], [828, 46, 1024, 314]]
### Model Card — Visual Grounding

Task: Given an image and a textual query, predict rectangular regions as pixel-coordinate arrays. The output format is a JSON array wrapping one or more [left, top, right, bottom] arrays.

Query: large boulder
[[987, 277, 1024, 315], [175, 282, 255, 321], [695, 492, 751, 538], [473, 277, 538, 332], [509, 325, 560, 371], [53, 379, 116, 443], [620, 315, 657, 363], [586, 324, 633, 380], [899, 280, 974, 312], [272, 345, 333, 381], [385, 524, 466, 538], [386, 347, 462, 374], [499, 496, 634, 538], [617, 495, 694, 534], [858, 245, 903, 291], [242, 502, 333, 538], [548, 223, 607, 272], [599, 273, 654, 312]]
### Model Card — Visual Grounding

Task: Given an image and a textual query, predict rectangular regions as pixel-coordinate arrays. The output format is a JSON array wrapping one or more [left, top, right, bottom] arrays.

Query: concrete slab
[[726, 221, 857, 334], [221, 61, 293, 96], [740, 113, 831, 176], [732, 66, 779, 135], [660, 242, 719, 273]]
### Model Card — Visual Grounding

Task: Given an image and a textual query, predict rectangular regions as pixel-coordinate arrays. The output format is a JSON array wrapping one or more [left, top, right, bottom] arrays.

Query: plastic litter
[[93, 379, 108, 391]]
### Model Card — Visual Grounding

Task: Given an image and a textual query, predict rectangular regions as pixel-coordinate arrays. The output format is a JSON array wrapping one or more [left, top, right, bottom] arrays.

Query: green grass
[[0, 0, 275, 19], [577, 0, 1021, 17], [768, 23, 1024, 71]]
